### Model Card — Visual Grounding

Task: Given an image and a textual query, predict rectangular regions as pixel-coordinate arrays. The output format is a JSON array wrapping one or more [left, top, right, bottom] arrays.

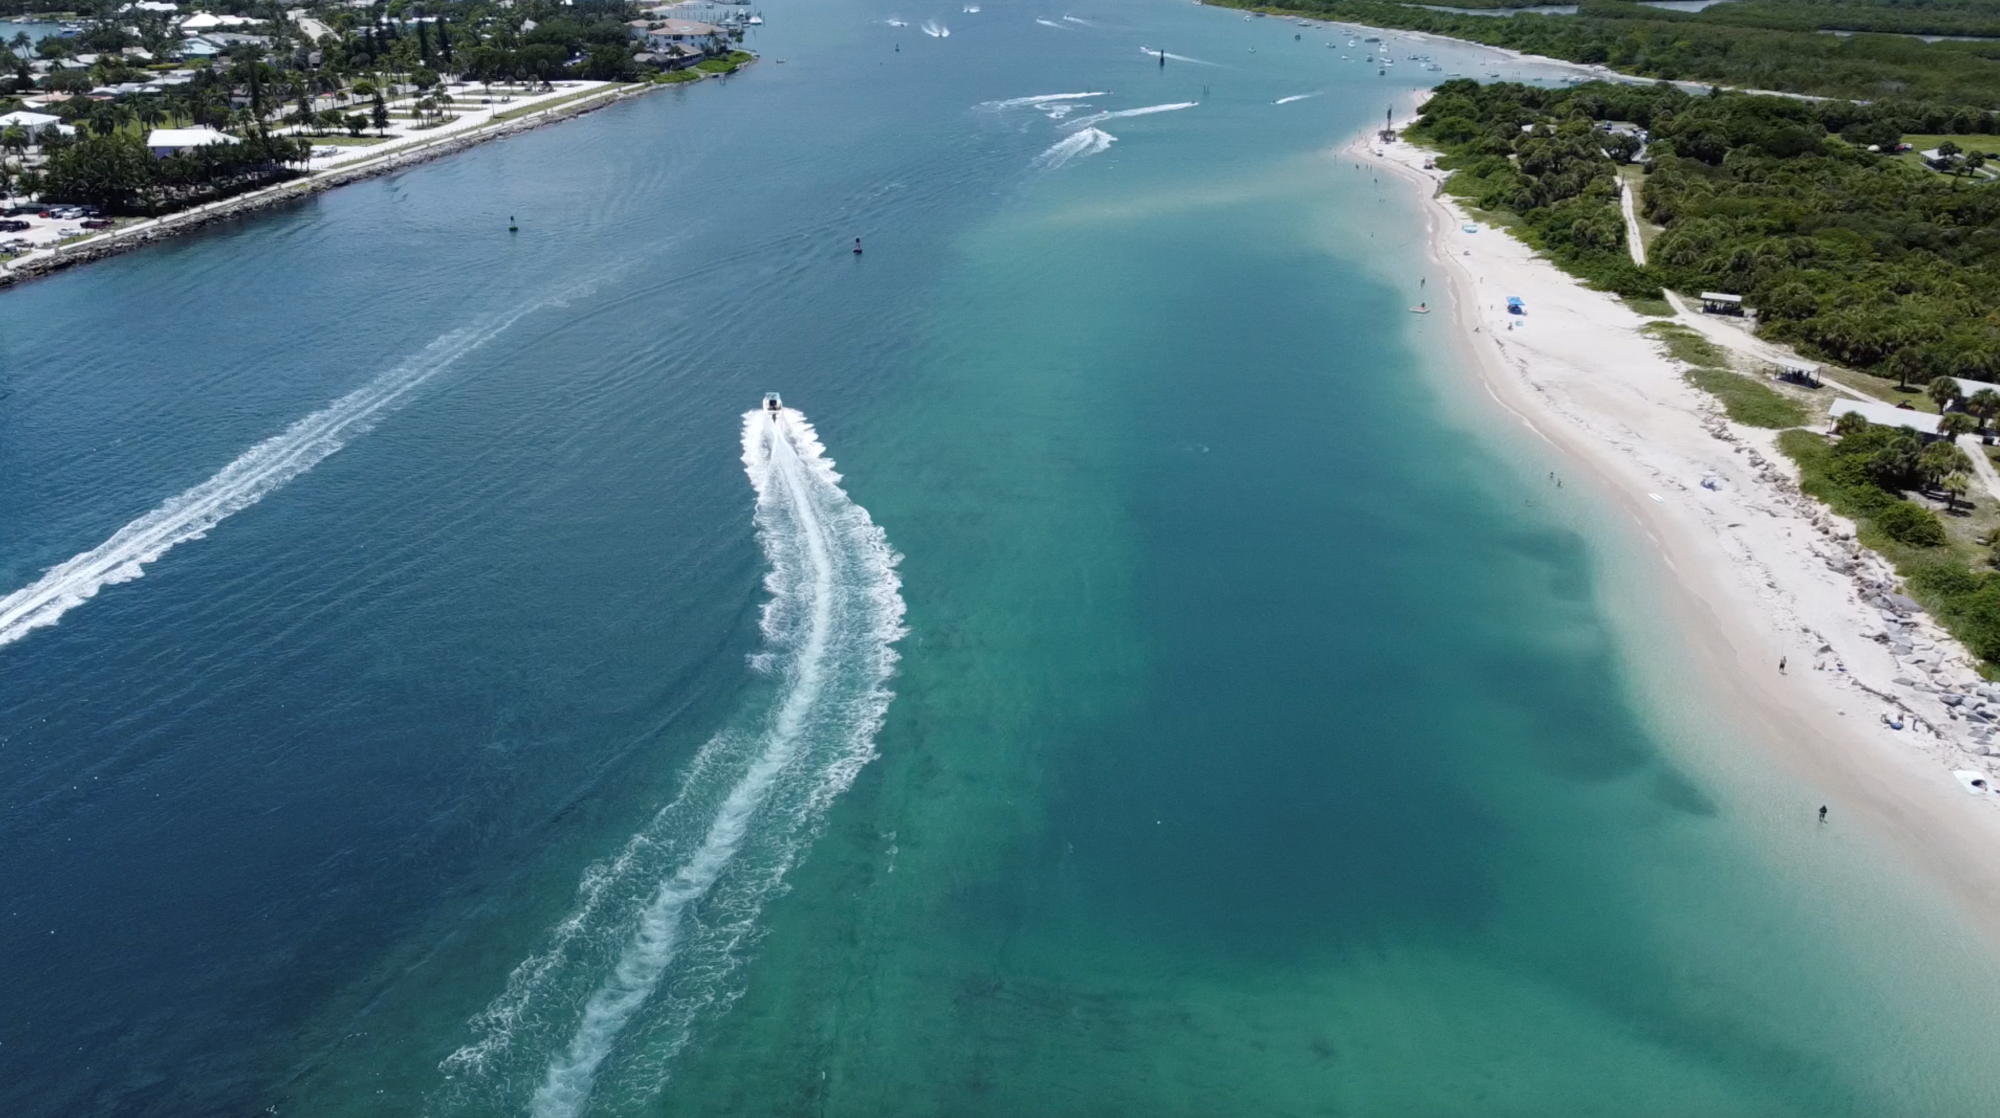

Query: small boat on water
[[763, 392, 783, 418]]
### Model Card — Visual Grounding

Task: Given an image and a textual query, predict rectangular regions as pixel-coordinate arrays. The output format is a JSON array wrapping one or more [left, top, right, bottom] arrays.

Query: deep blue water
[[6, 3, 2000, 1116]]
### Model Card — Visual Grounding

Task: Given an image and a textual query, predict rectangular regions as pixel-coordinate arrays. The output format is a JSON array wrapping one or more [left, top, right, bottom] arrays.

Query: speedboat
[[763, 392, 783, 417]]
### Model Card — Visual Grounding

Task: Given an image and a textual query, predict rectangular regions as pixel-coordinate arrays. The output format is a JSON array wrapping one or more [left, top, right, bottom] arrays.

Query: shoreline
[[1351, 122, 2000, 932], [0, 68, 743, 290]]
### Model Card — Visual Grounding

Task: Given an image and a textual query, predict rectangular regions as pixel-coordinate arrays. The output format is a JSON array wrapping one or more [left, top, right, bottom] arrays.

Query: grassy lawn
[[489, 85, 628, 124], [1622, 293, 1674, 317], [1686, 367, 1810, 428], [1892, 133, 2000, 178], [1645, 321, 1813, 428], [306, 135, 388, 146]]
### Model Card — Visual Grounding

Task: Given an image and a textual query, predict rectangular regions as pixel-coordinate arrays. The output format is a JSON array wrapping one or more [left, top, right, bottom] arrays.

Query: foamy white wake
[[1139, 46, 1216, 65], [921, 19, 949, 36], [1033, 126, 1116, 170], [1061, 13, 1091, 23], [884, 17, 907, 26], [1067, 101, 1196, 129], [437, 408, 905, 1118], [0, 313, 532, 650], [1035, 17, 1065, 28], [979, 90, 1107, 110], [1275, 92, 1322, 104]]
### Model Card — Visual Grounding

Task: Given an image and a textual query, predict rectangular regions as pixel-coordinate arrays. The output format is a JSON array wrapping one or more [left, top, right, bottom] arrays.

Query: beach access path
[[1354, 123, 2000, 926]]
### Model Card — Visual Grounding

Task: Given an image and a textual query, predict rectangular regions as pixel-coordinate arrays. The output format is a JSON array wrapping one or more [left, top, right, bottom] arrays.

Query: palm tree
[[1940, 412, 1980, 439], [1920, 441, 1974, 493], [1969, 388, 2000, 430], [1928, 374, 1961, 413], [1944, 471, 1972, 512]]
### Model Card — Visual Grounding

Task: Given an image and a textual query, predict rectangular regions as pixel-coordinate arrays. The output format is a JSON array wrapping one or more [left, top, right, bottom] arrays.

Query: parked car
[[0, 219, 29, 232]]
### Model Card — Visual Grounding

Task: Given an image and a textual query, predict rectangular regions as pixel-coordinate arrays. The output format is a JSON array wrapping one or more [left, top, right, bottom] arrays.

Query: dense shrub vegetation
[[1784, 425, 2000, 662], [34, 130, 311, 213], [1409, 79, 2000, 384], [1209, 0, 2000, 108]]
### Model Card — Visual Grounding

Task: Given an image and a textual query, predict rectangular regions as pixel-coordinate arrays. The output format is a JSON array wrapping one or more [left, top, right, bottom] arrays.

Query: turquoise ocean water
[[5, 2, 2000, 1115]]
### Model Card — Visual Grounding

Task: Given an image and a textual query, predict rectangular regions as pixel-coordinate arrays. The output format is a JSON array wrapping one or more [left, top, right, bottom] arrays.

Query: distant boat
[[748, 14, 763, 23], [763, 392, 783, 417]]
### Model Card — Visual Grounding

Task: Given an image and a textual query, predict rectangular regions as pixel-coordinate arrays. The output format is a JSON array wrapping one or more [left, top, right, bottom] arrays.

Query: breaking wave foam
[[0, 310, 536, 650], [435, 407, 905, 1118], [1033, 126, 1116, 170]]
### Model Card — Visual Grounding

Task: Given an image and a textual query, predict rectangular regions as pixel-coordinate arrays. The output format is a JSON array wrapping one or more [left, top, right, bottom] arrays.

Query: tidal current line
[[436, 407, 905, 1118]]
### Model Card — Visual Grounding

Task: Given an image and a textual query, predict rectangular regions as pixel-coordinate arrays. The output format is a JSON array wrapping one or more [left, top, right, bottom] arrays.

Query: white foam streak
[[884, 17, 907, 26], [1033, 126, 1116, 170], [442, 408, 904, 1117], [0, 314, 527, 650], [1035, 17, 1065, 28], [1275, 92, 1322, 104], [1066, 101, 1196, 129], [920, 19, 949, 36], [1061, 14, 1091, 23], [1139, 46, 1216, 65], [979, 90, 1107, 110]]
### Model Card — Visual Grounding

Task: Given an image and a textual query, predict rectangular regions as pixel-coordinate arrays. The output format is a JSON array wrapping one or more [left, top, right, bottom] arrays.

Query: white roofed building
[[1830, 398, 1943, 439], [0, 110, 74, 141], [146, 126, 240, 157]]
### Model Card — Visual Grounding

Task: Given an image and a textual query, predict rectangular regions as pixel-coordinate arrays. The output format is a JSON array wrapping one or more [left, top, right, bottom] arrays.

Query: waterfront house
[[626, 17, 724, 54], [146, 127, 239, 157]]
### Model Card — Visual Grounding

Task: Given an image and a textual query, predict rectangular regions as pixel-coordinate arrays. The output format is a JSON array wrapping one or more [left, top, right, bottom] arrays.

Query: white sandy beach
[[1353, 123, 2000, 927]]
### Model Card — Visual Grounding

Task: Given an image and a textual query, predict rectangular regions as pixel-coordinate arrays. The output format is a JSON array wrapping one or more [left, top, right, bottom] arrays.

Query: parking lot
[[0, 205, 116, 256]]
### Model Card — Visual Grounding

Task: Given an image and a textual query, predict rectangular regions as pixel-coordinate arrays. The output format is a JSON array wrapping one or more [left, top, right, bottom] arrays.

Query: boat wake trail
[[1139, 46, 1217, 66], [921, 19, 949, 37], [978, 90, 1107, 110], [1275, 92, 1322, 104], [0, 310, 535, 650], [1067, 101, 1196, 129], [1035, 17, 1066, 28], [1033, 126, 1116, 170], [435, 408, 905, 1118]]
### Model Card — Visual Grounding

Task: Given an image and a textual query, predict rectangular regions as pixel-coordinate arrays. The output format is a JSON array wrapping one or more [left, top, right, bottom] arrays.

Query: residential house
[[626, 17, 724, 55], [145, 126, 239, 157]]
